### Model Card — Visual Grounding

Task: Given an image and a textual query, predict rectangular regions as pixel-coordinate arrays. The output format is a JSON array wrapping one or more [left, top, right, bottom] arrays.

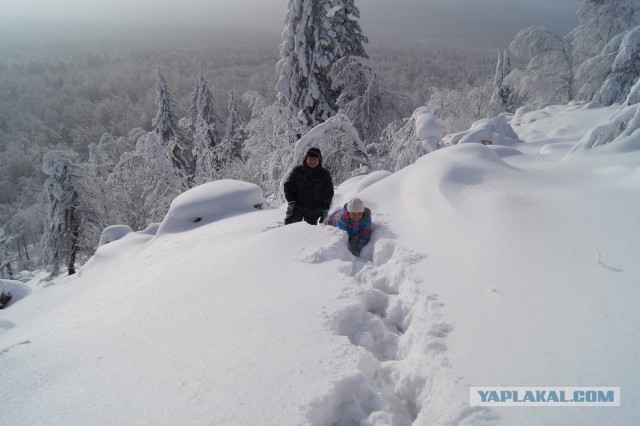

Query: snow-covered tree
[[41, 150, 95, 277], [382, 107, 442, 172], [566, 102, 640, 155], [330, 56, 413, 146], [215, 91, 246, 166], [504, 26, 573, 109], [425, 81, 493, 135], [567, 0, 640, 67], [276, 0, 368, 128], [0, 229, 17, 279], [490, 49, 512, 113], [190, 73, 223, 184], [87, 131, 139, 180], [108, 132, 186, 230], [154, 66, 193, 182], [573, 33, 625, 101], [598, 26, 640, 105], [239, 91, 293, 199]]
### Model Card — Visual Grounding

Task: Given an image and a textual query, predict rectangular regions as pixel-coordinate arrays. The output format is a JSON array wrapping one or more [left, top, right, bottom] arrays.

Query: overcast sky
[[0, 0, 579, 47]]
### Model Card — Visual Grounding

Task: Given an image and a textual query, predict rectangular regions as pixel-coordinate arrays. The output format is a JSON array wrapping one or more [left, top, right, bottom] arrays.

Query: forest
[[1, 0, 639, 279]]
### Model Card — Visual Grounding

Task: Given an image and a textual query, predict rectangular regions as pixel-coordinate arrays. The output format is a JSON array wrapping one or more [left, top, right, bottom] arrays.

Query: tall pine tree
[[491, 49, 512, 113], [190, 73, 222, 184], [153, 66, 193, 183], [217, 91, 246, 163], [276, 0, 368, 128]]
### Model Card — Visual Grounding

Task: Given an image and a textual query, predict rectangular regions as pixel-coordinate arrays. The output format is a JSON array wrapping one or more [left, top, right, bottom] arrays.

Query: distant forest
[[0, 32, 495, 206]]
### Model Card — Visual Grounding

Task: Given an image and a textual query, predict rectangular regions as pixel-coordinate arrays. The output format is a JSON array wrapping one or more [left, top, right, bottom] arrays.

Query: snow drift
[[1, 102, 639, 425]]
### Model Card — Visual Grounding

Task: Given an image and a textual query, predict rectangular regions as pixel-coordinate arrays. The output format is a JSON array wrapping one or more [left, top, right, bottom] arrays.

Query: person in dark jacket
[[284, 147, 334, 225]]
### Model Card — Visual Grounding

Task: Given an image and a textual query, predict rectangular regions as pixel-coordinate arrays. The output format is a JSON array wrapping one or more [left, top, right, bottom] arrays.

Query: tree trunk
[[22, 238, 30, 261], [67, 207, 79, 276]]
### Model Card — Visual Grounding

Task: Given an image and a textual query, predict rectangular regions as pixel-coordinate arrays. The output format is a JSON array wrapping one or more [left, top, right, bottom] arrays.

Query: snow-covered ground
[[1, 102, 639, 425]]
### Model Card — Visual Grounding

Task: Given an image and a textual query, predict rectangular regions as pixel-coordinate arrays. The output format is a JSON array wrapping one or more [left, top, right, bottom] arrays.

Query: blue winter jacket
[[327, 204, 373, 256]]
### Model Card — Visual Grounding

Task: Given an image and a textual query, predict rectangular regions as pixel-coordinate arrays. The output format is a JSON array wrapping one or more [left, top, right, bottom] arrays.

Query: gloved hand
[[285, 202, 297, 218], [319, 209, 329, 224]]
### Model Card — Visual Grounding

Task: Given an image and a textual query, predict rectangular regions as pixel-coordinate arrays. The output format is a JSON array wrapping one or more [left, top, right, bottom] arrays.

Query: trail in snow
[[301, 215, 497, 425]]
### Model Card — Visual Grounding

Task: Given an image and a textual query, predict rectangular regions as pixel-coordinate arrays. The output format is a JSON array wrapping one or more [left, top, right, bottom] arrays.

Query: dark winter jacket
[[284, 156, 334, 211], [327, 204, 373, 256]]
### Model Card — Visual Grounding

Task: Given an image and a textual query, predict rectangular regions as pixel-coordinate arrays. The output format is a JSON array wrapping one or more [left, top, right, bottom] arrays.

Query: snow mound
[[443, 115, 522, 146], [98, 225, 133, 247], [0, 279, 32, 309], [156, 179, 265, 235], [329, 170, 392, 210]]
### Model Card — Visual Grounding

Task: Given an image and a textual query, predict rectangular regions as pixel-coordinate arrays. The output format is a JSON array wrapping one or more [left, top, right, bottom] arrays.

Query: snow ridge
[[305, 220, 497, 425]]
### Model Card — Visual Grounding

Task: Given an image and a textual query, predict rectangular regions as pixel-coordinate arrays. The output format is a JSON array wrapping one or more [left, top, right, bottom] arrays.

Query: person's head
[[347, 197, 365, 222], [304, 147, 321, 168]]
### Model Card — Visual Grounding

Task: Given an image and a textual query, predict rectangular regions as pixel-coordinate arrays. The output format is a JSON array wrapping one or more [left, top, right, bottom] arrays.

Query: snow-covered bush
[[566, 103, 640, 155], [383, 107, 442, 172]]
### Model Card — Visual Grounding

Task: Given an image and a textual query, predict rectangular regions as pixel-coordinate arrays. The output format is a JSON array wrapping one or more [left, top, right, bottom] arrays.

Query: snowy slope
[[1, 102, 639, 425]]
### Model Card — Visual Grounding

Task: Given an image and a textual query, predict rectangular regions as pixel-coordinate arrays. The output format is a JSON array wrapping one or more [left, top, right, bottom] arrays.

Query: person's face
[[349, 211, 364, 222], [306, 156, 320, 168]]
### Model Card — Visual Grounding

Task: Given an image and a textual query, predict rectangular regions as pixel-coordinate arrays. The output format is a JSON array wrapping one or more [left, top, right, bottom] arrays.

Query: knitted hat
[[347, 197, 365, 213], [306, 147, 321, 158]]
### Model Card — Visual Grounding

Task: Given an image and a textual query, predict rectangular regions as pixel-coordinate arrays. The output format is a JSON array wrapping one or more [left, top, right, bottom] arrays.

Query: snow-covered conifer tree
[[190, 73, 223, 184], [154, 66, 193, 183], [276, 0, 368, 128], [41, 150, 90, 277], [216, 91, 246, 164], [490, 50, 512, 113], [330, 57, 413, 146]]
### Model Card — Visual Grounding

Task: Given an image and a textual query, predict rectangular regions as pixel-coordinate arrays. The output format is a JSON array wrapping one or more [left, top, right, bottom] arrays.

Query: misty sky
[[0, 0, 579, 46]]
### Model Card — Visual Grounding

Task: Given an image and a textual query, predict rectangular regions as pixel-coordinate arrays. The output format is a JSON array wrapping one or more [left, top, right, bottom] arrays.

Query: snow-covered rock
[[156, 179, 265, 235]]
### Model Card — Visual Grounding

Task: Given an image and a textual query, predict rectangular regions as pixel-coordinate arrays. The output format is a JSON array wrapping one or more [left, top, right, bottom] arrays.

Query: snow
[[2, 103, 640, 425]]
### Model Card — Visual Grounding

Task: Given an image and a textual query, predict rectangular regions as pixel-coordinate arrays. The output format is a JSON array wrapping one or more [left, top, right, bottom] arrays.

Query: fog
[[0, 0, 579, 48]]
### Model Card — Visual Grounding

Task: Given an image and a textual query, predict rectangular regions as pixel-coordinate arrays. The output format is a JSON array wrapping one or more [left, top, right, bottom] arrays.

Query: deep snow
[[1, 102, 639, 425]]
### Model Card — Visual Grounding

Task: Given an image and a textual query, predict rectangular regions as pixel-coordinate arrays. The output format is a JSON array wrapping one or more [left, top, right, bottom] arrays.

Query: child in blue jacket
[[327, 197, 373, 256]]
